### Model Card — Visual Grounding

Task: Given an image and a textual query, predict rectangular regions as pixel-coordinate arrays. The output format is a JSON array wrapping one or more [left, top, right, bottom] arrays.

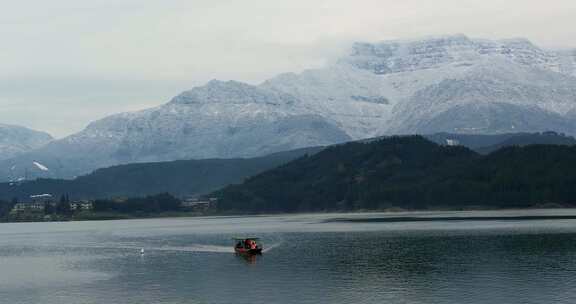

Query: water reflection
[[236, 253, 261, 264]]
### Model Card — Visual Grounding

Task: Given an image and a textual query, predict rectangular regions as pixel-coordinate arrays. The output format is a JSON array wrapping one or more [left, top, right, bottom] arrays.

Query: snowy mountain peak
[[169, 79, 298, 106], [342, 34, 569, 76], [0, 124, 53, 161]]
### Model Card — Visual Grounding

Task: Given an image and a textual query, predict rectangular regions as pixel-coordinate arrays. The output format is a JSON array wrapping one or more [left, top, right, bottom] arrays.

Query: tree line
[[0, 193, 182, 221], [92, 193, 181, 214]]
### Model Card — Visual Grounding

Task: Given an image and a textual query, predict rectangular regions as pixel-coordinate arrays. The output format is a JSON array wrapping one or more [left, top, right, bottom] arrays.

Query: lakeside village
[[5, 193, 218, 222]]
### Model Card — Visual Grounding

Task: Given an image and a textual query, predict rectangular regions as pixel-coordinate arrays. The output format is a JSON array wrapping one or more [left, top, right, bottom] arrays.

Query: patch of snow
[[33, 161, 49, 171]]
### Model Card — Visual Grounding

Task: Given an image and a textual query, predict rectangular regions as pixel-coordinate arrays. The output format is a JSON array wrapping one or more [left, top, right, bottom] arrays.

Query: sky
[[1, 0, 575, 138]]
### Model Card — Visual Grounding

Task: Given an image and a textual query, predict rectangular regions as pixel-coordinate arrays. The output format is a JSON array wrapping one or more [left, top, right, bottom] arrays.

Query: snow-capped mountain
[[0, 80, 350, 180], [344, 36, 566, 74], [65, 80, 349, 162], [0, 124, 52, 160], [264, 35, 576, 137], [2, 34, 576, 181]]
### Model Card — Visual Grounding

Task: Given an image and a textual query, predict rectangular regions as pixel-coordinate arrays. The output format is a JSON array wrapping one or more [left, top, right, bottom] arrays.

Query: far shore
[[3, 206, 576, 224]]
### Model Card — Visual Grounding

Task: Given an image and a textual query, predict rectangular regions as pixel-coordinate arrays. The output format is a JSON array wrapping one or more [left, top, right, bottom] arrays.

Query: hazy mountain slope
[[558, 49, 576, 77], [0, 146, 324, 201], [0, 124, 52, 160], [425, 133, 522, 149], [474, 132, 576, 154]]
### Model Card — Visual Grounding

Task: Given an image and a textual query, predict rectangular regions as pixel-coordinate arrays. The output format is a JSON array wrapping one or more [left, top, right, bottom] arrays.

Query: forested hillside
[[0, 146, 322, 201], [214, 136, 576, 212]]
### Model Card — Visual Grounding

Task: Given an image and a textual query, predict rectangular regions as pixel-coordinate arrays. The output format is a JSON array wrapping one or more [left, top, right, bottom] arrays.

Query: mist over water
[[2, 211, 576, 304]]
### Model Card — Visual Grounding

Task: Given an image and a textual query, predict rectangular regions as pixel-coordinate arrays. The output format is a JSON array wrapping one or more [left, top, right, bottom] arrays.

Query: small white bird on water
[[140, 248, 145, 255]]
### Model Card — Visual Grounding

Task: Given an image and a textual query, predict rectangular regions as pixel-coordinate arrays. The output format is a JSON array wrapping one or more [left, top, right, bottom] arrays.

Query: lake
[[2, 209, 576, 304]]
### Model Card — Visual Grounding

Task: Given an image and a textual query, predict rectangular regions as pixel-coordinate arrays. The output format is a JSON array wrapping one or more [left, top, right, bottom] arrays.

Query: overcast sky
[[1, 0, 575, 138]]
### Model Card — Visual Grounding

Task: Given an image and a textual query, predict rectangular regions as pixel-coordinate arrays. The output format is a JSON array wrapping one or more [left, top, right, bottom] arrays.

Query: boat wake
[[151, 242, 284, 254], [40, 241, 282, 254], [138, 242, 282, 254], [148, 244, 234, 253], [262, 242, 282, 253]]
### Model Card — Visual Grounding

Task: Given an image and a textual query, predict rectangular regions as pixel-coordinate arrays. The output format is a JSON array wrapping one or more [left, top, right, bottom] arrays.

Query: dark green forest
[[92, 193, 182, 214], [0, 200, 14, 219], [214, 136, 576, 213]]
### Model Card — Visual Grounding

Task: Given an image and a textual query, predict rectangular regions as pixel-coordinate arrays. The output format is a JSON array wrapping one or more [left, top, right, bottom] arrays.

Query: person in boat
[[233, 238, 262, 254]]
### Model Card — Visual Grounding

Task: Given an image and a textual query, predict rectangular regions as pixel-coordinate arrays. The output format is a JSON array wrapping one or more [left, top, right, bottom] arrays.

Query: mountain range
[[1, 132, 572, 201], [2, 34, 576, 181]]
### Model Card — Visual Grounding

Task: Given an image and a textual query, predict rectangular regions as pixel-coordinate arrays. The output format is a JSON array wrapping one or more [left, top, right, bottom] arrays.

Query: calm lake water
[[2, 210, 576, 304]]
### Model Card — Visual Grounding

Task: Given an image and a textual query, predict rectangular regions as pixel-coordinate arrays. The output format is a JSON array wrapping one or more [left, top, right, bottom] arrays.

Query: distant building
[[446, 139, 460, 146], [11, 194, 56, 213], [11, 202, 46, 213], [181, 197, 217, 212], [70, 201, 94, 211]]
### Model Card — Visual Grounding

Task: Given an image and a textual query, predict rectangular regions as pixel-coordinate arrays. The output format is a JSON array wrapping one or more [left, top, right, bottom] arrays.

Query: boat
[[233, 237, 263, 255]]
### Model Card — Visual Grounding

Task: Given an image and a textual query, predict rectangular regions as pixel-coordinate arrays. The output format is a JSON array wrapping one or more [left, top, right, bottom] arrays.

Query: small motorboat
[[234, 237, 263, 255]]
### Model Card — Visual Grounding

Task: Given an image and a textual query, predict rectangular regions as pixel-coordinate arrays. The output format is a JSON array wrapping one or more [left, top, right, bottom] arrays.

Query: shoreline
[[2, 207, 576, 224]]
